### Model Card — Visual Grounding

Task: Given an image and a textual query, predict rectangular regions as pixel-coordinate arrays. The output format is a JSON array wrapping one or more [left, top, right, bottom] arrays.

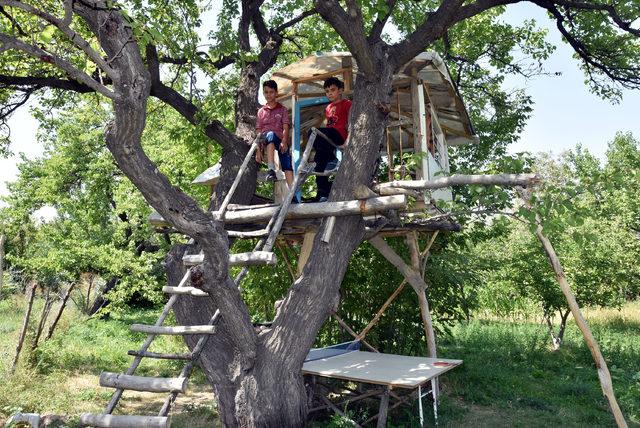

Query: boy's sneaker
[[318, 196, 328, 203], [266, 169, 277, 182], [324, 159, 340, 174]]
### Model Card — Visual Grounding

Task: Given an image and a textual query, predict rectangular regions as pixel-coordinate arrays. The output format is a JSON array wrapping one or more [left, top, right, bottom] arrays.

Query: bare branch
[[0, 32, 116, 99], [273, 8, 317, 35], [0, 0, 118, 80], [0, 74, 94, 92], [375, 173, 540, 191]]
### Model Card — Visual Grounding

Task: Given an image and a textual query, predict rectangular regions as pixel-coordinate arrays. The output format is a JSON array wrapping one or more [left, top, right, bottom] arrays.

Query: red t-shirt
[[325, 99, 352, 141]]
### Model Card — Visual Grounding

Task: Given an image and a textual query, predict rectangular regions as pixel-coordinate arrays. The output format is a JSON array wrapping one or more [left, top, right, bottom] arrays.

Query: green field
[[1, 295, 638, 427]]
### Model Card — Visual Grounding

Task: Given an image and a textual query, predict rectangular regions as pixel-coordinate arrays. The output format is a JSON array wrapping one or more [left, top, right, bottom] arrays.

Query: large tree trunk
[[169, 43, 396, 425]]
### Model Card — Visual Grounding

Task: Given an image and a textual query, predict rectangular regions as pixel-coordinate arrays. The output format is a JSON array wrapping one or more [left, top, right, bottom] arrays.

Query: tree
[[1, 0, 639, 425]]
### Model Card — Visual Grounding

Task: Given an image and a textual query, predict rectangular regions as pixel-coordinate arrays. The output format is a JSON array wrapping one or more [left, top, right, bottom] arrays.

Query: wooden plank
[[130, 324, 216, 335], [223, 195, 407, 224], [302, 351, 462, 389], [127, 350, 192, 360], [99, 373, 187, 393], [183, 251, 277, 267], [162, 286, 208, 297], [80, 414, 168, 428], [104, 261, 194, 413]]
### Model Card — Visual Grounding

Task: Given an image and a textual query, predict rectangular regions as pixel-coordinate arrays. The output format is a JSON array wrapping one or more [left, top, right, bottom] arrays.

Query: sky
[[2, 3, 639, 204]]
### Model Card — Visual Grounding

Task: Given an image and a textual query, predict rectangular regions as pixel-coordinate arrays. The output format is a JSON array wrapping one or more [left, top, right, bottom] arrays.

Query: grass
[[0, 294, 215, 427], [1, 293, 638, 427]]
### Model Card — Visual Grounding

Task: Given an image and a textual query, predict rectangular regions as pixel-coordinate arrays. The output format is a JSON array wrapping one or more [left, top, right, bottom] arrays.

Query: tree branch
[[315, 0, 376, 77], [0, 0, 118, 80], [0, 32, 116, 99], [273, 8, 317, 34], [145, 44, 242, 151], [369, 0, 397, 41], [0, 74, 94, 93], [375, 173, 540, 191]]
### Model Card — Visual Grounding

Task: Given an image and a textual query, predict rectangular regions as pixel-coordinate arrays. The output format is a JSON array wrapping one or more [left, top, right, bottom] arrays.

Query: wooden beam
[[376, 173, 539, 191], [162, 286, 208, 297], [223, 195, 407, 224], [130, 324, 216, 335], [369, 236, 437, 358], [80, 414, 168, 428], [357, 279, 407, 340], [533, 219, 628, 427], [376, 388, 391, 428], [183, 251, 277, 267], [127, 350, 192, 361], [99, 373, 187, 393], [332, 313, 379, 353]]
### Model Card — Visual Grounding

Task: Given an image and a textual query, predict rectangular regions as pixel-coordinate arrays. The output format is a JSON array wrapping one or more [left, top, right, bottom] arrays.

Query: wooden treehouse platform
[[148, 195, 461, 241]]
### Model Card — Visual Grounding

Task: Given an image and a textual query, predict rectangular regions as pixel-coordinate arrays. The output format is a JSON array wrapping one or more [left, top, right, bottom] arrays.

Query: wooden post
[[11, 281, 37, 373], [377, 388, 391, 428], [369, 236, 437, 358], [46, 281, 74, 340], [533, 222, 628, 428], [32, 287, 53, 351], [0, 234, 5, 298]]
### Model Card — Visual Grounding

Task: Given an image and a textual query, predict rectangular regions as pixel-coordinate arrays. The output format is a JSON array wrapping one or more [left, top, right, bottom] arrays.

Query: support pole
[[369, 235, 437, 358], [377, 388, 390, 428], [533, 221, 628, 428], [357, 279, 407, 340], [11, 282, 37, 373]]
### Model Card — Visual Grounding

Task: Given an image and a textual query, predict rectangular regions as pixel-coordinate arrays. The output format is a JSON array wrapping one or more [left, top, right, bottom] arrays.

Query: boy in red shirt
[[310, 77, 352, 202], [256, 80, 293, 187]]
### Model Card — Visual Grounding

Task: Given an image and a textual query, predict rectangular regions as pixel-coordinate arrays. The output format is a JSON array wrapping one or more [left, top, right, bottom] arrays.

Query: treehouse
[[271, 51, 478, 203], [151, 51, 478, 237]]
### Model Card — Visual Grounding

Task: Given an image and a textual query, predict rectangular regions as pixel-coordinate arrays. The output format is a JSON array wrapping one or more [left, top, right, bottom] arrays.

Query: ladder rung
[[80, 414, 168, 428], [99, 372, 187, 393], [127, 350, 193, 360], [162, 286, 209, 296], [130, 324, 217, 335], [183, 251, 277, 266]]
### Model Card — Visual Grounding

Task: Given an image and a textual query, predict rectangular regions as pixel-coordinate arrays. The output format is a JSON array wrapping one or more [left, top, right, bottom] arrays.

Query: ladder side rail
[[104, 268, 193, 414], [216, 140, 259, 219], [263, 130, 317, 252], [234, 130, 317, 286], [158, 309, 222, 416]]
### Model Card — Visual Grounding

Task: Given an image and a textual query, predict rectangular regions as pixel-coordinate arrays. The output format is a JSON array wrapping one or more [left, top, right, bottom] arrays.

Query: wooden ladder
[[80, 131, 319, 427]]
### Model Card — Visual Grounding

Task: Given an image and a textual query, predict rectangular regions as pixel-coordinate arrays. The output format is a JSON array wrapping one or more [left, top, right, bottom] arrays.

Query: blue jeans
[[264, 131, 292, 171]]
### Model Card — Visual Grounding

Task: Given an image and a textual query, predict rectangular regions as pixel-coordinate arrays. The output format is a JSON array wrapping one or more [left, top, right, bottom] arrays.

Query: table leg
[[431, 377, 438, 426], [377, 387, 390, 428], [418, 384, 424, 427]]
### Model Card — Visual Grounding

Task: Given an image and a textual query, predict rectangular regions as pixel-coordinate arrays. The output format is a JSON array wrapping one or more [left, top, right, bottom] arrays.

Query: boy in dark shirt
[[310, 77, 352, 202]]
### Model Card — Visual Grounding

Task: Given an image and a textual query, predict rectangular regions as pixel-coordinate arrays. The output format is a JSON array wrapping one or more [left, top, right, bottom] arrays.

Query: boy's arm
[[281, 124, 290, 153]]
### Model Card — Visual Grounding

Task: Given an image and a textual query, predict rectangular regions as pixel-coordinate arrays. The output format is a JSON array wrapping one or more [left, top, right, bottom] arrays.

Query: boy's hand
[[279, 141, 288, 154]]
